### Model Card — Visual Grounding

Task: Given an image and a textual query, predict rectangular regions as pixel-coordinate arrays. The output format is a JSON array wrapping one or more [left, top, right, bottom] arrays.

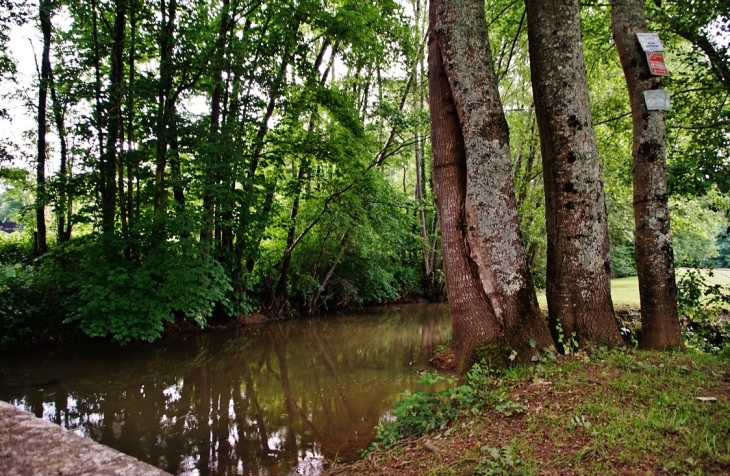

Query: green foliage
[[676, 266, 730, 353], [476, 443, 528, 476], [364, 372, 475, 454], [671, 196, 722, 267], [0, 238, 64, 350], [64, 232, 231, 343]]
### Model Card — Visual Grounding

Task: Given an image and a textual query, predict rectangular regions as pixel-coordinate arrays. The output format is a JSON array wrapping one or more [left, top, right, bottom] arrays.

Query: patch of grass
[[328, 349, 730, 475], [537, 276, 641, 308], [535, 269, 730, 310]]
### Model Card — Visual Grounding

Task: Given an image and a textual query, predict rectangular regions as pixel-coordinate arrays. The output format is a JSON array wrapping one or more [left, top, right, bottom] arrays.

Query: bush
[[676, 266, 730, 353], [0, 261, 64, 351], [364, 372, 475, 454], [65, 234, 231, 343]]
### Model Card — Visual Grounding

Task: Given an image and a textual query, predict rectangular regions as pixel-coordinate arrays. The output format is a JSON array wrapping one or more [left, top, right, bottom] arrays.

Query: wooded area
[[0, 0, 729, 367]]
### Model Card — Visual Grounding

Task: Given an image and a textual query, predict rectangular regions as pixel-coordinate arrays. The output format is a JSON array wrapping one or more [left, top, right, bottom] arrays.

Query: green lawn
[[536, 268, 730, 310]]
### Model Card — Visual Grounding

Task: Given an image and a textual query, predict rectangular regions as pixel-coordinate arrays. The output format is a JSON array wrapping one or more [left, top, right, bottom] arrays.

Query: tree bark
[[100, 0, 126, 236], [35, 0, 51, 254], [50, 76, 69, 242], [431, 0, 553, 364], [611, 0, 683, 350], [525, 0, 622, 349], [428, 0, 501, 373], [154, 0, 177, 213]]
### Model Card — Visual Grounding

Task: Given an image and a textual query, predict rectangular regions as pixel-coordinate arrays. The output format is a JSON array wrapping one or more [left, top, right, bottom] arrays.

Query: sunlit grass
[[536, 268, 730, 310]]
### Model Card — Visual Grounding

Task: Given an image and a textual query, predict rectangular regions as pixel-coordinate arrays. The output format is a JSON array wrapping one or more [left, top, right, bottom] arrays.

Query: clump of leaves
[[677, 266, 730, 353], [363, 372, 475, 454], [65, 229, 232, 343], [475, 443, 527, 476]]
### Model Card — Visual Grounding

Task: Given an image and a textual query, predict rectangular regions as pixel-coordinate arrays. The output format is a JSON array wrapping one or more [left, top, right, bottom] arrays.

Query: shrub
[[676, 266, 730, 353], [65, 235, 231, 343]]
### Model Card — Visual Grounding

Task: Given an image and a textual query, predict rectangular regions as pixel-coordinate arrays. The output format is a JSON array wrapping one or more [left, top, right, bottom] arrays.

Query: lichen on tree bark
[[610, 0, 683, 350], [428, 0, 553, 372], [526, 0, 623, 348]]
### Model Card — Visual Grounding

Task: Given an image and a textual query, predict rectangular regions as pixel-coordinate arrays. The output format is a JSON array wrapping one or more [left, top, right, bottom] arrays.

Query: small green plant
[[573, 439, 607, 464], [555, 321, 579, 354], [475, 443, 526, 476], [495, 399, 525, 417], [363, 372, 474, 454], [568, 414, 592, 431]]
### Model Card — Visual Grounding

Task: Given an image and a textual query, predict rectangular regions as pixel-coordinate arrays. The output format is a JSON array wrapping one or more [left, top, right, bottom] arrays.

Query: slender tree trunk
[[428, 0, 501, 373], [526, 0, 622, 349], [414, 0, 436, 296], [270, 40, 332, 313], [35, 0, 51, 254], [50, 79, 69, 242], [91, 0, 105, 231], [100, 0, 126, 236], [126, 3, 136, 228], [271, 163, 306, 314], [432, 0, 553, 363], [307, 227, 351, 315], [611, 0, 683, 350], [201, 0, 232, 244], [154, 0, 176, 213]]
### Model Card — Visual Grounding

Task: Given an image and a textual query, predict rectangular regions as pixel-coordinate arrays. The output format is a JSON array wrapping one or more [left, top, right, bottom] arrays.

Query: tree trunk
[[126, 3, 137, 228], [154, 0, 177, 213], [610, 0, 683, 350], [50, 78, 69, 242], [90, 0, 105, 233], [428, 0, 502, 373], [35, 0, 51, 254], [307, 227, 351, 315], [432, 0, 553, 365], [525, 0, 622, 349], [100, 0, 126, 236], [201, 0, 231, 244]]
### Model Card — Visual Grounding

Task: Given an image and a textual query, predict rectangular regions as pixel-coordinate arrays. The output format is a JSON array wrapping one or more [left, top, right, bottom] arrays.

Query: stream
[[0, 303, 451, 475]]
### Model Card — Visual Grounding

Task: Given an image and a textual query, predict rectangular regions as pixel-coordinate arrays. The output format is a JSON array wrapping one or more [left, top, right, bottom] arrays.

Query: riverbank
[[326, 349, 730, 475]]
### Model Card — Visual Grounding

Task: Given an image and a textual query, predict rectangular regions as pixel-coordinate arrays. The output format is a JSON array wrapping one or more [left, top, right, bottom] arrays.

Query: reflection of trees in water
[[0, 304, 449, 475]]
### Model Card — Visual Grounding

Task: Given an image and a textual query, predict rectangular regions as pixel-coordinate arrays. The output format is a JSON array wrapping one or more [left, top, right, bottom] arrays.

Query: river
[[0, 303, 451, 475]]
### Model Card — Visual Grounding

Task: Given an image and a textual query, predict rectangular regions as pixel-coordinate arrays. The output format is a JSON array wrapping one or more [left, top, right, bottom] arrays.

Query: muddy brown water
[[0, 303, 450, 475]]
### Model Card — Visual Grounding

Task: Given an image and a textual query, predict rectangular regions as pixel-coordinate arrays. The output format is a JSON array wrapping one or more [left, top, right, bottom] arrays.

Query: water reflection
[[0, 304, 450, 475]]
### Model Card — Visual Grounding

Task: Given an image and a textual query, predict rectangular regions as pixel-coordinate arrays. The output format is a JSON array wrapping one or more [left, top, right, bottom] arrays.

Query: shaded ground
[[326, 349, 730, 475]]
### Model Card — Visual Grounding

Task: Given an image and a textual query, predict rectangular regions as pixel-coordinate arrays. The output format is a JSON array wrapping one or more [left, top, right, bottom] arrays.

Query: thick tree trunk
[[611, 0, 683, 350], [428, 0, 501, 373], [525, 0, 622, 349], [432, 0, 553, 362], [35, 0, 51, 254]]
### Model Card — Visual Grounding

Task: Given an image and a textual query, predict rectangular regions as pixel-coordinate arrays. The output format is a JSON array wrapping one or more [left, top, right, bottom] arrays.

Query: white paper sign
[[644, 90, 671, 111], [637, 32, 664, 52]]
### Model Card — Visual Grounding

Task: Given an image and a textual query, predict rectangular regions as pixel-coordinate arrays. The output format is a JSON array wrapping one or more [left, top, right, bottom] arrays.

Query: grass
[[536, 269, 730, 310], [327, 349, 730, 476]]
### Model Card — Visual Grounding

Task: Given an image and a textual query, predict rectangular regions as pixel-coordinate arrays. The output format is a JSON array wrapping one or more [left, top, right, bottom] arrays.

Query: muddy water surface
[[0, 304, 450, 475]]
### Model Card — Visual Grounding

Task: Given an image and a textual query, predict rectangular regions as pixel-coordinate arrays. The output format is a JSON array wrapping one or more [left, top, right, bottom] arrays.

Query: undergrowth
[[352, 348, 730, 475]]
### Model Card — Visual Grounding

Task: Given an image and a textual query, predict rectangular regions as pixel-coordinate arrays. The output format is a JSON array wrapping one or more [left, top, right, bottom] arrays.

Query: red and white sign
[[646, 51, 669, 76]]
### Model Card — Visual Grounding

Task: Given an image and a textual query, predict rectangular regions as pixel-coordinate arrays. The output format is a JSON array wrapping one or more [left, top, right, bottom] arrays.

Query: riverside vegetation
[[328, 348, 730, 475], [326, 269, 730, 475]]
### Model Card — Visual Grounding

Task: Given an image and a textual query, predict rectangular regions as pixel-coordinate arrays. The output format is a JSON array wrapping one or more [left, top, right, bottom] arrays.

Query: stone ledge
[[0, 401, 171, 476]]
